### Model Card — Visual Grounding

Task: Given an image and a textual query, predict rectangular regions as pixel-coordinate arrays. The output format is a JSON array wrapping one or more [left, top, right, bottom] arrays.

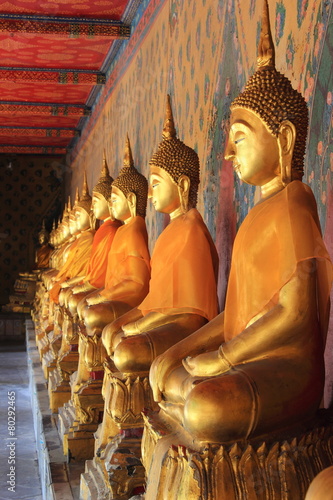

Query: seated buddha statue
[[148, 2, 333, 445], [35, 220, 52, 270], [78, 135, 151, 336], [98, 96, 218, 444], [49, 174, 95, 305], [65, 152, 121, 319]]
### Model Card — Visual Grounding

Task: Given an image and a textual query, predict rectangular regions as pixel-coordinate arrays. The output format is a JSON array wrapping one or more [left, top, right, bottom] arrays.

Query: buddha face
[[75, 208, 90, 231], [92, 192, 109, 220], [110, 186, 131, 222], [149, 165, 180, 214], [38, 233, 47, 245], [225, 108, 280, 186]]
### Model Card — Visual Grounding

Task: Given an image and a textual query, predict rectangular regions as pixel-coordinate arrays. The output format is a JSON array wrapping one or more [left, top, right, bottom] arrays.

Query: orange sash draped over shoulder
[[85, 219, 122, 289], [100, 216, 151, 307], [49, 230, 94, 303], [224, 181, 332, 342], [138, 208, 219, 321]]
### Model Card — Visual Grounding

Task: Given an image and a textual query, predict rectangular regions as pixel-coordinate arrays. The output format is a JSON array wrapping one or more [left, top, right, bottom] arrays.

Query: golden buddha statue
[[34, 220, 52, 270], [50, 155, 121, 413], [102, 96, 219, 372], [62, 136, 150, 460], [84, 96, 219, 497], [78, 135, 150, 335], [141, 3, 333, 498], [66, 152, 121, 317], [49, 174, 94, 305], [150, 1, 332, 445]]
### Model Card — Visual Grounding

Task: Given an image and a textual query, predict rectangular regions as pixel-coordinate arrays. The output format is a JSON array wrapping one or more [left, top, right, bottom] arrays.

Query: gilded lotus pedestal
[[59, 328, 106, 461], [78, 365, 157, 499], [48, 311, 80, 413], [142, 408, 333, 500]]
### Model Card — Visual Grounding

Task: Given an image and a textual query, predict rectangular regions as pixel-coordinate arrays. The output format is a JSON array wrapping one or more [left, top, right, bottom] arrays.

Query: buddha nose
[[148, 185, 153, 198], [224, 140, 235, 161]]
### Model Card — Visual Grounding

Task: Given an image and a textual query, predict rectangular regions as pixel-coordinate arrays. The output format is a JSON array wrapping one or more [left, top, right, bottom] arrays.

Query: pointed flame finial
[[257, 0, 275, 70], [75, 186, 80, 205], [162, 94, 177, 140], [81, 170, 90, 201], [101, 149, 109, 177], [123, 133, 134, 170], [67, 195, 71, 212]]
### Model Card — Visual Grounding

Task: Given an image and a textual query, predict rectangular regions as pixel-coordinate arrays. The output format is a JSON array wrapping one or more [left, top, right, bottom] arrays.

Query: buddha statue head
[[67, 195, 78, 236], [226, 0, 308, 188], [60, 202, 71, 243], [92, 151, 114, 221], [75, 172, 93, 231], [148, 95, 200, 216], [38, 220, 50, 246], [111, 134, 148, 220]]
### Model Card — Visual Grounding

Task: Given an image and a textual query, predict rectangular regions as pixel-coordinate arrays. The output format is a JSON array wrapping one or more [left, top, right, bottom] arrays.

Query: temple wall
[[69, 0, 333, 405], [0, 155, 64, 306]]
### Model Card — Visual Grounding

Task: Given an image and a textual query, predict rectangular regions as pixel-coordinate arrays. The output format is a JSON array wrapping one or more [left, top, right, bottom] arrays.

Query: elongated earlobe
[[127, 192, 137, 218], [277, 120, 296, 186], [177, 175, 190, 213]]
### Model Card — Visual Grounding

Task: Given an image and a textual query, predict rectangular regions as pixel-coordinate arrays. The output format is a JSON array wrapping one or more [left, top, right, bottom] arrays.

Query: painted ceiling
[[0, 0, 136, 156]]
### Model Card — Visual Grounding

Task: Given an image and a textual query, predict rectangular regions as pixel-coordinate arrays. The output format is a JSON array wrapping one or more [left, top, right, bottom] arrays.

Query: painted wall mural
[[69, 0, 333, 403]]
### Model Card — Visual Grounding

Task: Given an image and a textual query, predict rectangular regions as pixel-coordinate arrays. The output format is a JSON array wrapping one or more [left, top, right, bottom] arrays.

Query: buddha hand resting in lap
[[102, 95, 219, 380], [149, 4, 332, 444]]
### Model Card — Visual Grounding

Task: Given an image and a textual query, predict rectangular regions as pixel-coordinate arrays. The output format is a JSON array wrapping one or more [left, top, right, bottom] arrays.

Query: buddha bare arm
[[122, 310, 202, 336], [101, 307, 144, 355], [61, 275, 85, 288], [184, 259, 318, 377], [150, 312, 224, 402]]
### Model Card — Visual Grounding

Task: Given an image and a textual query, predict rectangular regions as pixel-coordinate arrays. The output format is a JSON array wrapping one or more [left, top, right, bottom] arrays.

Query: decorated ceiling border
[[0, 13, 130, 38], [0, 126, 79, 138], [0, 145, 67, 155], [70, 0, 168, 162], [0, 68, 106, 85], [0, 102, 90, 117]]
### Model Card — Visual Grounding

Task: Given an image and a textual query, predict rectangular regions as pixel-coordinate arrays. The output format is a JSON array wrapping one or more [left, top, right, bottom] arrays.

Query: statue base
[[80, 428, 145, 500], [41, 346, 57, 379], [58, 343, 79, 370], [58, 399, 76, 442], [48, 365, 71, 413], [142, 408, 333, 500], [41, 331, 62, 379], [61, 376, 105, 461]]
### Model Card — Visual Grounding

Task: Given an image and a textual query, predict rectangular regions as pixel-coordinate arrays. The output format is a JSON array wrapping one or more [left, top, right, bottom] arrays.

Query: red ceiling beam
[[0, 145, 67, 155], [0, 14, 130, 38], [0, 127, 79, 138], [0, 102, 90, 117], [0, 68, 106, 85]]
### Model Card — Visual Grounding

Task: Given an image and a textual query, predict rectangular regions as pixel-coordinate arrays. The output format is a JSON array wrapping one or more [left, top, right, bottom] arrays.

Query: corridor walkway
[[0, 342, 43, 500]]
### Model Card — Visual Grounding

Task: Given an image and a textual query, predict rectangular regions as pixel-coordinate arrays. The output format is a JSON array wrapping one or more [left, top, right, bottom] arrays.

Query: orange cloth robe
[[223, 181, 332, 347], [35, 244, 52, 269], [49, 230, 94, 303], [84, 219, 122, 289], [100, 216, 151, 308], [138, 208, 219, 321]]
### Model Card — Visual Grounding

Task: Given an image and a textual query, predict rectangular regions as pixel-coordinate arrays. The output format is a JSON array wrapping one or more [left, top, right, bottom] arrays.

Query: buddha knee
[[183, 372, 256, 443], [68, 294, 79, 316], [113, 335, 154, 374], [83, 306, 102, 331]]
